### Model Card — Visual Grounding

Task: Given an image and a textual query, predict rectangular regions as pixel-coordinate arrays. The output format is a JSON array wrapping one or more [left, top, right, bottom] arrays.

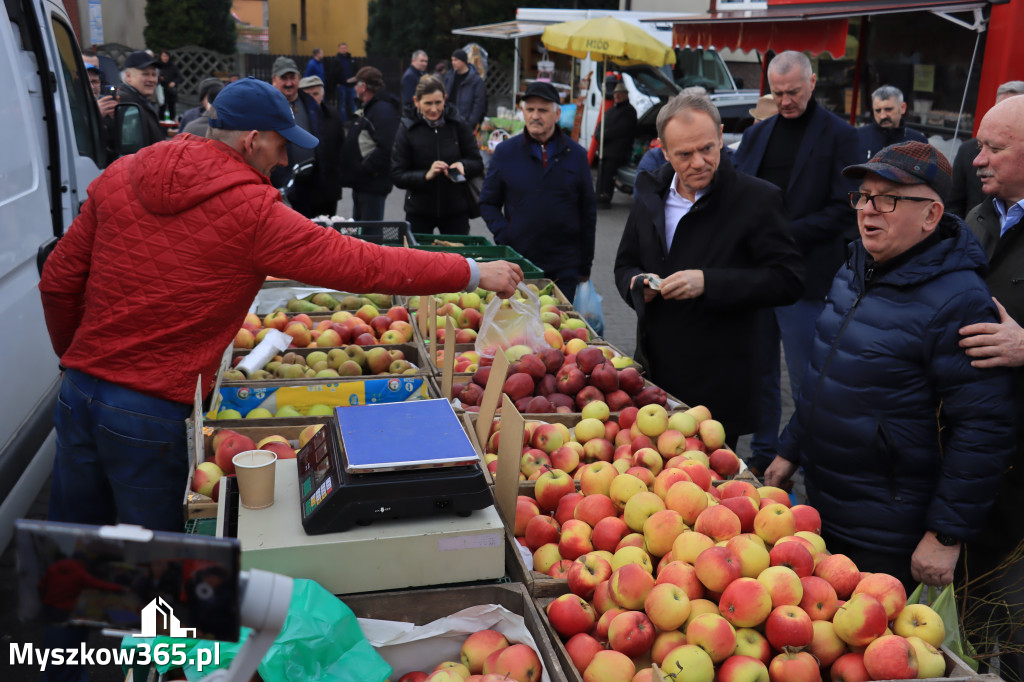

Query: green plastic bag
[[908, 582, 979, 671], [121, 579, 391, 682]]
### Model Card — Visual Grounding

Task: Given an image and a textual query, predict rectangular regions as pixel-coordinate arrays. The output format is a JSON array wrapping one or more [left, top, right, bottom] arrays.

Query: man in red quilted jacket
[[38, 77, 522, 536]]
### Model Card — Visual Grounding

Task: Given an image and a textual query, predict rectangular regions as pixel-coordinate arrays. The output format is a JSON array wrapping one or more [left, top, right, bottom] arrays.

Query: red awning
[[674, 19, 848, 58], [665, 0, 986, 58]]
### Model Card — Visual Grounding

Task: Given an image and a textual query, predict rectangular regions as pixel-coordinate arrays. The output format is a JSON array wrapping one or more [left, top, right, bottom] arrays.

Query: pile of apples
[[444, 342, 634, 376], [234, 305, 414, 350], [505, 408, 947, 681], [455, 347, 658, 415], [223, 346, 417, 382], [208, 403, 334, 420], [190, 425, 322, 501], [394, 629, 543, 682]]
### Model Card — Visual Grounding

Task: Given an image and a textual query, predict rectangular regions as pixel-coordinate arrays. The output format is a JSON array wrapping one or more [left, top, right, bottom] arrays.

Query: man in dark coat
[[480, 82, 596, 302], [116, 51, 165, 151], [444, 49, 486, 129], [958, 94, 1024, 681], [341, 66, 400, 220], [733, 51, 860, 474], [856, 85, 926, 161], [947, 80, 1024, 218], [597, 82, 637, 207], [615, 92, 803, 441], [401, 49, 428, 108], [766, 141, 1016, 591], [330, 42, 356, 121], [269, 57, 345, 218], [178, 78, 223, 134]]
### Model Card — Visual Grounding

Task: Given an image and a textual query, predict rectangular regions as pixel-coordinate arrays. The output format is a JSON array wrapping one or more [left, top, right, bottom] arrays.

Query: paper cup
[[232, 450, 278, 510]]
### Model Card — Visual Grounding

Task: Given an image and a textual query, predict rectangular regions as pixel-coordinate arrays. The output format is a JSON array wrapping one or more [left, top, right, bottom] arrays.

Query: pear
[[286, 298, 319, 313], [340, 295, 363, 309], [366, 293, 391, 308], [310, 292, 340, 309]]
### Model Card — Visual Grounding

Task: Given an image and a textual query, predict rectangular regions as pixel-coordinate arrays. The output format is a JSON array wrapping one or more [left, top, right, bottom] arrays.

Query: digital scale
[[296, 399, 493, 534], [218, 400, 506, 594]]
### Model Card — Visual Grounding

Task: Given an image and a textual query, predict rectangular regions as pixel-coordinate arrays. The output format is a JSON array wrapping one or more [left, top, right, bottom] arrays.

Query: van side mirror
[[113, 103, 144, 157]]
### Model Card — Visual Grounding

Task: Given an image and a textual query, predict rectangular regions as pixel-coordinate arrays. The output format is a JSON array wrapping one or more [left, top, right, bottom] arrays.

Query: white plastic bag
[[474, 284, 547, 358]]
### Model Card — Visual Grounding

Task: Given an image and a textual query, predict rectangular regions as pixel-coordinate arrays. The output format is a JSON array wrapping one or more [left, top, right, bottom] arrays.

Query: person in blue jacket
[[856, 85, 927, 161], [479, 81, 596, 301], [304, 48, 325, 82], [765, 141, 1016, 591]]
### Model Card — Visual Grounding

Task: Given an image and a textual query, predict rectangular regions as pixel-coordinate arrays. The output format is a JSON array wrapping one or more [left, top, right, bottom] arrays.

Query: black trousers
[[597, 155, 628, 200], [406, 212, 470, 236]]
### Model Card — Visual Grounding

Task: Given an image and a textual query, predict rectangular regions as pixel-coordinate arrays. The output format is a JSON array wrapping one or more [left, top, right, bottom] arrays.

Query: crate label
[[217, 378, 430, 416], [438, 533, 502, 551]]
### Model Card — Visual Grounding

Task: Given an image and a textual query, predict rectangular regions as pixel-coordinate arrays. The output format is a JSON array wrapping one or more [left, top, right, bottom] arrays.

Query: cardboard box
[[342, 583, 569, 682]]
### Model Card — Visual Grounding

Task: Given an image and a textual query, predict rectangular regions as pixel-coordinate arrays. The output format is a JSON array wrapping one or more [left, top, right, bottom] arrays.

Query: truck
[[0, 0, 109, 550]]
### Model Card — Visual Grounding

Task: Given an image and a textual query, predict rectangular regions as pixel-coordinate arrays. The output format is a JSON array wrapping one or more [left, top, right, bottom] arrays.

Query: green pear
[[310, 292, 340, 309], [246, 407, 273, 419], [366, 293, 391, 308], [287, 298, 319, 313], [341, 295, 363, 309], [275, 405, 302, 418], [307, 403, 334, 416]]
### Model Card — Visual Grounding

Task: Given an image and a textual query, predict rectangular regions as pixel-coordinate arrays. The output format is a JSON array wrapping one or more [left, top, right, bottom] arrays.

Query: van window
[[50, 16, 102, 164], [674, 49, 734, 93]]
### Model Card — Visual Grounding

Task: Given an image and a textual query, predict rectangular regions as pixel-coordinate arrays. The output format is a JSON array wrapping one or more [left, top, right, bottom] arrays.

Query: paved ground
[[1, 178, 796, 682]]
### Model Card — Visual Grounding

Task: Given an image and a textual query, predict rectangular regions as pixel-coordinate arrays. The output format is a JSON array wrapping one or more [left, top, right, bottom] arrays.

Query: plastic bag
[[907, 582, 979, 671], [474, 283, 547, 358], [121, 579, 391, 682], [574, 280, 605, 337]]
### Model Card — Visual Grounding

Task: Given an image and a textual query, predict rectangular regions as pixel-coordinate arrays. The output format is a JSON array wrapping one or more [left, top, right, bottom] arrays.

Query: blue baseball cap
[[208, 77, 319, 149]]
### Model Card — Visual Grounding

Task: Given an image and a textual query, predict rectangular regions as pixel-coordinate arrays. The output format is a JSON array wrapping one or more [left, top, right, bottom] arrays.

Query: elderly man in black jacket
[[268, 57, 344, 218], [597, 82, 637, 207], [614, 92, 804, 442], [116, 51, 165, 150]]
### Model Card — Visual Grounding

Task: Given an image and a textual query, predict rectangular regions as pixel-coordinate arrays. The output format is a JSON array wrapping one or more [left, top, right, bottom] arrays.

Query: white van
[[0, 0, 108, 549]]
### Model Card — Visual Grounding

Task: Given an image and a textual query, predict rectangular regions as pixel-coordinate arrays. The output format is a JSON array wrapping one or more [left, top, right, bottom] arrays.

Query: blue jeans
[[749, 298, 826, 468], [352, 190, 387, 221], [336, 85, 356, 121], [49, 369, 192, 532]]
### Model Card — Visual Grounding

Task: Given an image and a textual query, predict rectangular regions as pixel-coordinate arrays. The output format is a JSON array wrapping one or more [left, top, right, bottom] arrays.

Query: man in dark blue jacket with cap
[[479, 81, 596, 301], [765, 141, 1016, 591]]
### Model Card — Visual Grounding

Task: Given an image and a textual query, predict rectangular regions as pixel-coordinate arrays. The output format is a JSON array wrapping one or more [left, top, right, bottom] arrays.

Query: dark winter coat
[[156, 60, 182, 94], [330, 53, 355, 90], [856, 122, 927, 162], [391, 105, 483, 219], [614, 155, 804, 436], [269, 90, 344, 205], [948, 139, 986, 218], [115, 82, 165, 150], [733, 105, 860, 300], [480, 128, 596, 280], [779, 215, 1016, 555], [340, 90, 400, 194], [967, 198, 1024, 549], [443, 65, 486, 128], [401, 66, 426, 107], [600, 100, 638, 161]]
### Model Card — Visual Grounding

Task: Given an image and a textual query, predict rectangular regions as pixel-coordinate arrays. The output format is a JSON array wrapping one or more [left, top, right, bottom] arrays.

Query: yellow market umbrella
[[541, 16, 676, 68], [541, 17, 676, 186]]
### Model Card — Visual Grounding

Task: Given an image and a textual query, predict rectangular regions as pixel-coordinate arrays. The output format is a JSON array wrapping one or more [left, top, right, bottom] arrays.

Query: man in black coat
[[341, 66, 400, 220], [116, 51, 165, 151], [615, 92, 804, 442], [401, 49, 428, 108], [947, 80, 1024, 218], [856, 85, 926, 161], [959, 94, 1024, 681], [330, 42, 356, 121], [733, 50, 859, 473], [444, 49, 486, 129], [597, 82, 637, 207], [268, 58, 345, 218]]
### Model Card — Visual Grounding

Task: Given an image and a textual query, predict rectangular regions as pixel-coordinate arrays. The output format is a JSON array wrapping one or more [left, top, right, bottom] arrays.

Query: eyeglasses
[[849, 191, 935, 213]]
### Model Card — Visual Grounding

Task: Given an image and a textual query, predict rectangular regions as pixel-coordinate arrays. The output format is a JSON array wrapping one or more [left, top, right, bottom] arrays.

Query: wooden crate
[[341, 583, 569, 682]]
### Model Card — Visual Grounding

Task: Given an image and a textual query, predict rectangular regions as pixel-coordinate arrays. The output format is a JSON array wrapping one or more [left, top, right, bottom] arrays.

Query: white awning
[[452, 20, 549, 40]]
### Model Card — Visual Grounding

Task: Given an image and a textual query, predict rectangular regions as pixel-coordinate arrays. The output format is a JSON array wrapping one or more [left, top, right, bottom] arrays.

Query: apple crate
[[532, 595, 995, 682], [341, 583, 568, 682], [224, 343, 431, 384]]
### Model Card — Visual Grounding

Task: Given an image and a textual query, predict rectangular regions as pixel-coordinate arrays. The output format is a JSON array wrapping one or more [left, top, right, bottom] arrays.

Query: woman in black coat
[[156, 51, 182, 120], [390, 76, 483, 235]]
